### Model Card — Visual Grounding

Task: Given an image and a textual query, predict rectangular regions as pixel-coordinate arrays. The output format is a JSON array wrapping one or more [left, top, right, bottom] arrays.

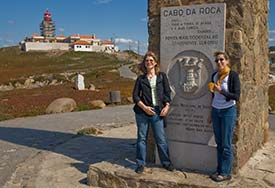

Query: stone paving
[[0, 106, 275, 188], [4, 124, 275, 188], [86, 128, 275, 188], [3, 123, 137, 188], [0, 105, 135, 188]]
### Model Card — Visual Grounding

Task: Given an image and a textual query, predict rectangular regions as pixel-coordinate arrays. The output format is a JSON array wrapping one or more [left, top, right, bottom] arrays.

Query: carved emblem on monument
[[176, 56, 203, 93], [167, 50, 213, 99]]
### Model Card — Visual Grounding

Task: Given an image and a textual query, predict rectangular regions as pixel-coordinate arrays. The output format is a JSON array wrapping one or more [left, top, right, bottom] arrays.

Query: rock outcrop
[[45, 98, 77, 114]]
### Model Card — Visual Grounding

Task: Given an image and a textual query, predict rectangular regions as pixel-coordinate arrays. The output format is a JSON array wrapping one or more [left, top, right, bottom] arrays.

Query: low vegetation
[[77, 127, 103, 135], [0, 46, 141, 120]]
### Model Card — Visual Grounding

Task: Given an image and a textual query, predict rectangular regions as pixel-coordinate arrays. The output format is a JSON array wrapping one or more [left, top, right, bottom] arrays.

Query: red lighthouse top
[[44, 9, 52, 22]]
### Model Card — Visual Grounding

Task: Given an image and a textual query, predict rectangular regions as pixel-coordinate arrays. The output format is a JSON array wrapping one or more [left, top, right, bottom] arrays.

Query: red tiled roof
[[70, 34, 97, 39], [32, 33, 40, 37], [57, 34, 66, 38], [80, 35, 96, 39], [73, 40, 91, 45], [101, 40, 113, 45]]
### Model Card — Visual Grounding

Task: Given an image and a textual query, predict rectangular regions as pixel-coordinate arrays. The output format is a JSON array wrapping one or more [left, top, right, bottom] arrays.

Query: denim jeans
[[135, 106, 171, 166], [211, 105, 237, 176]]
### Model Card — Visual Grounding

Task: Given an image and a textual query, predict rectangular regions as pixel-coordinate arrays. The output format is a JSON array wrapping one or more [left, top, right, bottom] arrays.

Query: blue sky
[[269, 0, 275, 47], [0, 0, 274, 54], [0, 0, 148, 54]]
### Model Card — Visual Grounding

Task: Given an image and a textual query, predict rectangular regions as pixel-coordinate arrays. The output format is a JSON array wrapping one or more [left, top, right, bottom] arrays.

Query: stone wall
[[23, 42, 69, 51], [147, 0, 269, 172]]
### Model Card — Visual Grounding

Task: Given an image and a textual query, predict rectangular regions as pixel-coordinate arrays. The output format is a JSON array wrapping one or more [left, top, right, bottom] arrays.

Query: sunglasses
[[215, 58, 224, 63]]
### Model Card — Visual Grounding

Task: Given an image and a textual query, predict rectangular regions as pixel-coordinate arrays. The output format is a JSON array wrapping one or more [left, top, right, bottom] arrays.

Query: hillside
[[0, 47, 274, 120], [0, 46, 142, 120]]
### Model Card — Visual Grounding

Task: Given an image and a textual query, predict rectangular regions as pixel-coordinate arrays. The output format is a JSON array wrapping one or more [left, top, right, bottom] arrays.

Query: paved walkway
[[119, 63, 137, 80], [0, 105, 274, 188], [0, 105, 135, 188]]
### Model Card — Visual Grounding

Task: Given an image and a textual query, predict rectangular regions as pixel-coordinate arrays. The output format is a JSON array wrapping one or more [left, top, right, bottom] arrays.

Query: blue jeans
[[211, 105, 237, 176], [135, 106, 171, 166]]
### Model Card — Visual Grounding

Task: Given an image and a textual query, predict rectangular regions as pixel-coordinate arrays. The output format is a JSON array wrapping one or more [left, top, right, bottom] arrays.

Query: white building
[[73, 40, 92, 52], [20, 10, 119, 53], [21, 33, 118, 53], [101, 40, 119, 53]]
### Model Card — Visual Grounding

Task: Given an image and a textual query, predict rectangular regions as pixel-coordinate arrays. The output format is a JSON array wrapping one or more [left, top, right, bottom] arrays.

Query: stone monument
[[159, 3, 225, 172], [148, 0, 269, 173], [86, 1, 269, 186]]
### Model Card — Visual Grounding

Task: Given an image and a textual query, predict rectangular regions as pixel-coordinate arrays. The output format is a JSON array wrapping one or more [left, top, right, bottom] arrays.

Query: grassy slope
[[0, 47, 273, 120], [0, 47, 128, 84], [0, 46, 139, 120]]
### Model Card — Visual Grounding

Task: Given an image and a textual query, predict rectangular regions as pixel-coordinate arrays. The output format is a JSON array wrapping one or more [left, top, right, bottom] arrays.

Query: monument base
[[87, 161, 222, 188], [169, 141, 217, 173], [156, 141, 217, 173]]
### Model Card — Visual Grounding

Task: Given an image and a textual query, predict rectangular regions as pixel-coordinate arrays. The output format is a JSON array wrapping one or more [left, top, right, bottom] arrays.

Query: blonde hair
[[139, 51, 160, 74]]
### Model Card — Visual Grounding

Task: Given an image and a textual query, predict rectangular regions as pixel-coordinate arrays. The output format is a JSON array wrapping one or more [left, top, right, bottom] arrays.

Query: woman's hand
[[137, 101, 155, 115], [214, 83, 222, 92], [143, 106, 155, 115], [160, 104, 170, 117]]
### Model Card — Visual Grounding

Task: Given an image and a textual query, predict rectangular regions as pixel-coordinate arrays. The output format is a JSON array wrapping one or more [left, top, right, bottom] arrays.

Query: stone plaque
[[160, 3, 226, 172]]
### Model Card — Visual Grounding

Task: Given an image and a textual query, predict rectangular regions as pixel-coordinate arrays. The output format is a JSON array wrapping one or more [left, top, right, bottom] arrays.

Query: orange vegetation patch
[[0, 78, 134, 120]]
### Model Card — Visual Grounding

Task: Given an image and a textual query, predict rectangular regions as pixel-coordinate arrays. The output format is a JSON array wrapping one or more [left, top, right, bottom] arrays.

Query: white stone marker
[[75, 74, 85, 90]]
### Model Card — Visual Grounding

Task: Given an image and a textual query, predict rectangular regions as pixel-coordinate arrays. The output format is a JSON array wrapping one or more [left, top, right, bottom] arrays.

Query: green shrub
[[77, 127, 103, 135], [75, 104, 92, 111]]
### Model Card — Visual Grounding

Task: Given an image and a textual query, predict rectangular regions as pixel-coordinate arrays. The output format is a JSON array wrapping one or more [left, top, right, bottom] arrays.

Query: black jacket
[[211, 70, 241, 101], [132, 72, 171, 114]]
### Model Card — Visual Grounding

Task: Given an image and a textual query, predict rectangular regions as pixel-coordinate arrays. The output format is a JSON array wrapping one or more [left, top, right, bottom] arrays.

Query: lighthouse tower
[[40, 9, 55, 39]]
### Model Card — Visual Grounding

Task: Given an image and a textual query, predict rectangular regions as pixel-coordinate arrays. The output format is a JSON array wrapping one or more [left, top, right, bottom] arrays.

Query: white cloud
[[140, 17, 148, 22], [7, 20, 15, 25], [140, 43, 148, 48], [0, 38, 15, 48], [114, 38, 148, 55], [4, 39, 14, 43], [114, 38, 137, 44], [58, 28, 65, 32], [269, 30, 275, 33], [94, 0, 112, 4], [270, 38, 275, 41]]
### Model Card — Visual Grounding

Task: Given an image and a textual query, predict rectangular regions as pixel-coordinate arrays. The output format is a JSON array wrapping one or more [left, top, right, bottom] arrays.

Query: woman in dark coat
[[132, 51, 174, 174]]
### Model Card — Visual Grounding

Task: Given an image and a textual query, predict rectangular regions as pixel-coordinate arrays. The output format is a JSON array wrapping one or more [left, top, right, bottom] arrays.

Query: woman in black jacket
[[208, 51, 240, 182], [132, 51, 174, 174]]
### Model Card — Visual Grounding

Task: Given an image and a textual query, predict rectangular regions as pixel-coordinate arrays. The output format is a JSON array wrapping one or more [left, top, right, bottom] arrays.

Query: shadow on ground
[[0, 126, 136, 176]]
